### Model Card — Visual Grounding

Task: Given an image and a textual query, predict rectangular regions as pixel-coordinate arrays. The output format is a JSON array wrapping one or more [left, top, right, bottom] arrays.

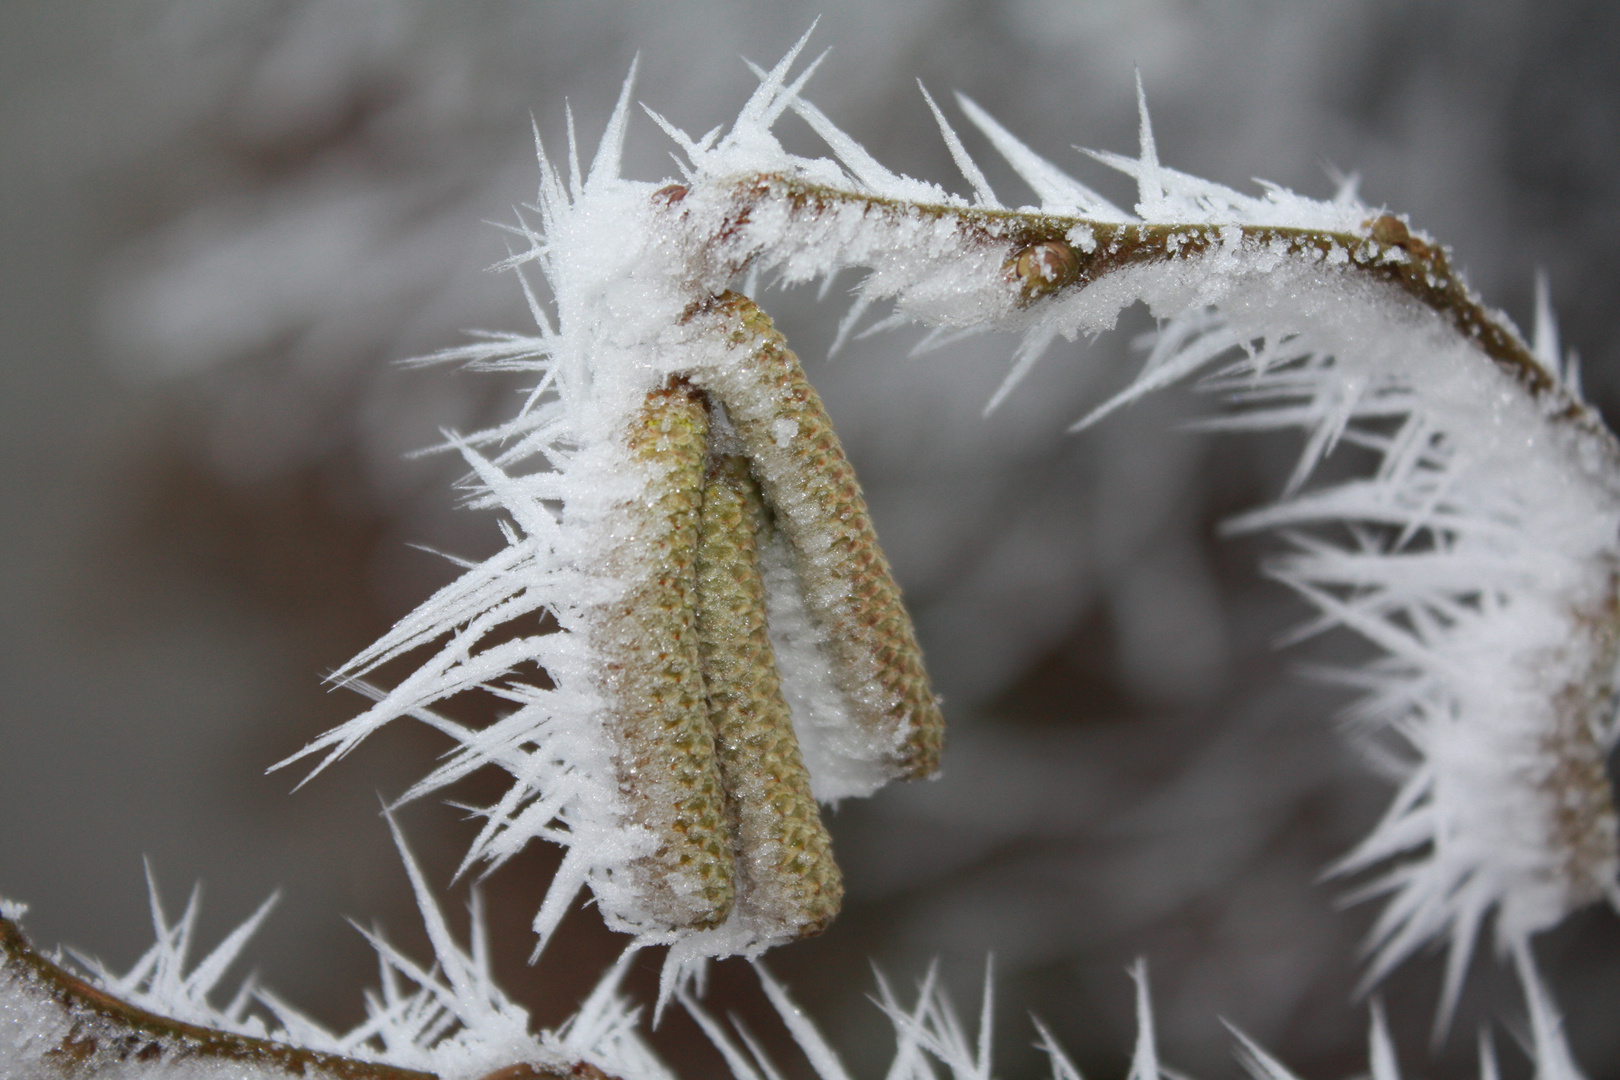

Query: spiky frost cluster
[[1089, 288, 1620, 1035], [17, 828, 665, 1080], [687, 953, 1589, 1080], [2, 874, 1588, 1079], [269, 24, 1619, 1045]]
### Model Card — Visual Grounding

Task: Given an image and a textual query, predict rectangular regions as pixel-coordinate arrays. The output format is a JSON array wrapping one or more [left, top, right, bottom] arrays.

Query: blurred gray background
[[3, 3, 1618, 1077]]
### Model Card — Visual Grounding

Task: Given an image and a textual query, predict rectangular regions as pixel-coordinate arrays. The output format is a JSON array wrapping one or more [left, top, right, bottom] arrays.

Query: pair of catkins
[[597, 290, 943, 942]]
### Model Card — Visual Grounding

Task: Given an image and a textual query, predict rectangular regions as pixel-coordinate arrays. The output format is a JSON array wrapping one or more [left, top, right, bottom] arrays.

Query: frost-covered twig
[[0, 902, 434, 1079], [0, 827, 660, 1080], [271, 29, 1619, 1032]]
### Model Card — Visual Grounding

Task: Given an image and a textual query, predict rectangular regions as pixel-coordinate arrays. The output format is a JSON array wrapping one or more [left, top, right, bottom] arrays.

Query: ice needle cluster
[[270, 25, 1618, 1039], [0, 830, 664, 1080], [0, 882, 1589, 1079]]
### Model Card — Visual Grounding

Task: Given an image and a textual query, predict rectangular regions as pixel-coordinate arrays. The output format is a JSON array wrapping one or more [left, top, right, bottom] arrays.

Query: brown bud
[[1010, 239, 1079, 299], [1368, 214, 1409, 246], [653, 183, 689, 206], [478, 1066, 558, 1080]]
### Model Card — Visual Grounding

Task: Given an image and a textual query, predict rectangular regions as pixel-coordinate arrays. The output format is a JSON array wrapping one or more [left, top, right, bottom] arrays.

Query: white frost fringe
[[1078, 284, 1620, 1036]]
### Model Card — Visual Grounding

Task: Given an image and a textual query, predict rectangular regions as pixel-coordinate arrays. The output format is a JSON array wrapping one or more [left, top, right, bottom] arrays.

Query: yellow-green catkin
[[694, 293, 944, 780], [598, 378, 735, 931], [696, 454, 843, 938]]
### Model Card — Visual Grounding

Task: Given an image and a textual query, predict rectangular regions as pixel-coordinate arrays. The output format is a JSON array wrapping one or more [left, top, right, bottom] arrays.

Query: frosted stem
[[686, 175, 1592, 420]]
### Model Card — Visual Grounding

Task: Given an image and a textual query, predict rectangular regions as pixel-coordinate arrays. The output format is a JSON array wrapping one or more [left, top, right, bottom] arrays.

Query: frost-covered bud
[[652, 183, 688, 207], [1008, 238, 1079, 300], [1367, 213, 1409, 246], [1536, 593, 1620, 915], [479, 1065, 612, 1080]]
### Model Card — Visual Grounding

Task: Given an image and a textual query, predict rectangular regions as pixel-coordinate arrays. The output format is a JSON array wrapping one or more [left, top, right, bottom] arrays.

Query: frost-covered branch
[[0, 829, 655, 1080], [0, 906, 433, 1079], [269, 28, 1619, 1044]]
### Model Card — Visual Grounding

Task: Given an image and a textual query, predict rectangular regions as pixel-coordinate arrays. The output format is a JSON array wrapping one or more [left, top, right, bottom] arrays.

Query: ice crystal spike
[[690, 293, 945, 780], [696, 453, 843, 939], [599, 377, 736, 932]]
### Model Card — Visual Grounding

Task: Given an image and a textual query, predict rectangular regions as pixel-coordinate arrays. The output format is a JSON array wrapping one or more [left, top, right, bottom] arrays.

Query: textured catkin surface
[[599, 379, 735, 930], [1545, 587, 1620, 908], [695, 293, 944, 779], [696, 454, 843, 938], [1543, 710, 1619, 908]]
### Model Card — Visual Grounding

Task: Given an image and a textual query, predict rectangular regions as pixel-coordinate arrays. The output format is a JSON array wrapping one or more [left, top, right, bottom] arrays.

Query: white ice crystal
[[270, 27, 1620, 1040], [68, 862, 282, 1037]]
